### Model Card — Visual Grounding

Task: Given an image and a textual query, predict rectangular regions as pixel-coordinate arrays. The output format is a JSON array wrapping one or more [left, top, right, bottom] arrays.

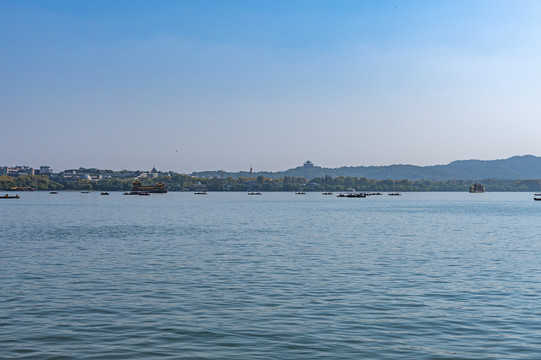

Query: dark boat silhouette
[[1, 194, 19, 199]]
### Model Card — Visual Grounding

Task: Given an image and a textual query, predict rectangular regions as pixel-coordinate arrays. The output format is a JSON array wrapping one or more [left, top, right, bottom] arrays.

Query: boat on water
[[131, 180, 168, 193], [194, 191, 207, 195], [123, 191, 149, 195], [248, 192, 262, 195], [389, 193, 401, 196], [81, 191, 90, 193], [535, 193, 541, 201], [100, 192, 110, 195], [337, 188, 365, 198], [337, 193, 366, 198], [50, 191, 59, 194], [295, 192, 306, 195], [1, 194, 19, 199], [10, 187, 34, 191], [322, 192, 333, 195]]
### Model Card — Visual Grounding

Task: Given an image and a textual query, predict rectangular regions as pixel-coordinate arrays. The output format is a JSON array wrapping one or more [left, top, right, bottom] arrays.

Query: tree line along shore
[[3, 174, 541, 192]]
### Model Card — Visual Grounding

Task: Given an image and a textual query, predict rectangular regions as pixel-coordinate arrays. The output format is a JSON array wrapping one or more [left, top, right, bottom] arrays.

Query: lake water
[[1, 191, 541, 359]]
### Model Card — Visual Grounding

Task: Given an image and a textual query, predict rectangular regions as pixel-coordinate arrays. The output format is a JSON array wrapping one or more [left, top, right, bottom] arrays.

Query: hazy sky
[[2, 1, 541, 173]]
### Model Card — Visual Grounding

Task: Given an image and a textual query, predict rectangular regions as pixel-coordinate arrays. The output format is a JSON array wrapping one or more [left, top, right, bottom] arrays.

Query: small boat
[[81, 191, 90, 193], [138, 192, 150, 196], [123, 191, 146, 195], [295, 192, 306, 195], [50, 191, 59, 194], [1, 194, 19, 199], [100, 192, 110, 195], [389, 193, 401, 196], [248, 192, 262, 195], [535, 193, 541, 201], [337, 193, 366, 198], [322, 192, 333, 195], [194, 191, 207, 195]]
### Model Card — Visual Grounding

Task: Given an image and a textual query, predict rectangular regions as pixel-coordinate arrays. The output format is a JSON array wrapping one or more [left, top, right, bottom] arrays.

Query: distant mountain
[[192, 155, 541, 181]]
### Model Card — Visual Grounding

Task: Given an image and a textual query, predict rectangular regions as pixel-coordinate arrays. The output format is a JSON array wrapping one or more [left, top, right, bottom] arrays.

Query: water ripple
[[1, 192, 541, 358]]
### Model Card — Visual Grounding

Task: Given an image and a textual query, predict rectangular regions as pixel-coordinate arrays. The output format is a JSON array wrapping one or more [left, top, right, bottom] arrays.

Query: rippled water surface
[[2, 192, 541, 359]]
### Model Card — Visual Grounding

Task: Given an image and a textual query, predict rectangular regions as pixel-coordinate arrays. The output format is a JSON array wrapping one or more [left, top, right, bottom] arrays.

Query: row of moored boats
[[4, 192, 541, 200]]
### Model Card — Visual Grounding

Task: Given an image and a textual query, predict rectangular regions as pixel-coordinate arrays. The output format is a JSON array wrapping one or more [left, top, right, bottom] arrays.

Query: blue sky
[[1, 1, 541, 172]]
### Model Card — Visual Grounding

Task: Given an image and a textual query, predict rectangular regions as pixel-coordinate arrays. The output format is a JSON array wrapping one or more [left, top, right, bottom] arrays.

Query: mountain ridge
[[192, 155, 541, 181]]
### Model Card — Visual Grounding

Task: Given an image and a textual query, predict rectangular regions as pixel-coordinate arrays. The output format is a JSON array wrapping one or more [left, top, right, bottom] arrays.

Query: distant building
[[150, 166, 159, 178], [191, 181, 208, 192], [306, 182, 320, 191], [40, 166, 53, 175], [469, 183, 485, 193], [0, 166, 35, 176]]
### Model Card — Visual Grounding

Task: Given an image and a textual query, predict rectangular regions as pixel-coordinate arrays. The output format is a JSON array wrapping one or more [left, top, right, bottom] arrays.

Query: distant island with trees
[[3, 155, 541, 192]]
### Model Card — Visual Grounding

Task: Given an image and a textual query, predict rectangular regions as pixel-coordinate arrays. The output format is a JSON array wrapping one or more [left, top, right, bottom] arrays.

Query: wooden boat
[[123, 191, 146, 195], [337, 193, 366, 198], [131, 180, 167, 193], [1, 194, 19, 199]]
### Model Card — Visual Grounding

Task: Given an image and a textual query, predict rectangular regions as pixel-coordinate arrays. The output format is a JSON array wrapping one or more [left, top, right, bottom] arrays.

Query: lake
[[1, 191, 541, 359]]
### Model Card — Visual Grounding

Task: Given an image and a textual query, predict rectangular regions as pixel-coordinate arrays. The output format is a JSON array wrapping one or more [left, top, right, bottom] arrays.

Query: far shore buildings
[[53, 166, 168, 181], [1, 165, 170, 181], [0, 165, 53, 176]]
